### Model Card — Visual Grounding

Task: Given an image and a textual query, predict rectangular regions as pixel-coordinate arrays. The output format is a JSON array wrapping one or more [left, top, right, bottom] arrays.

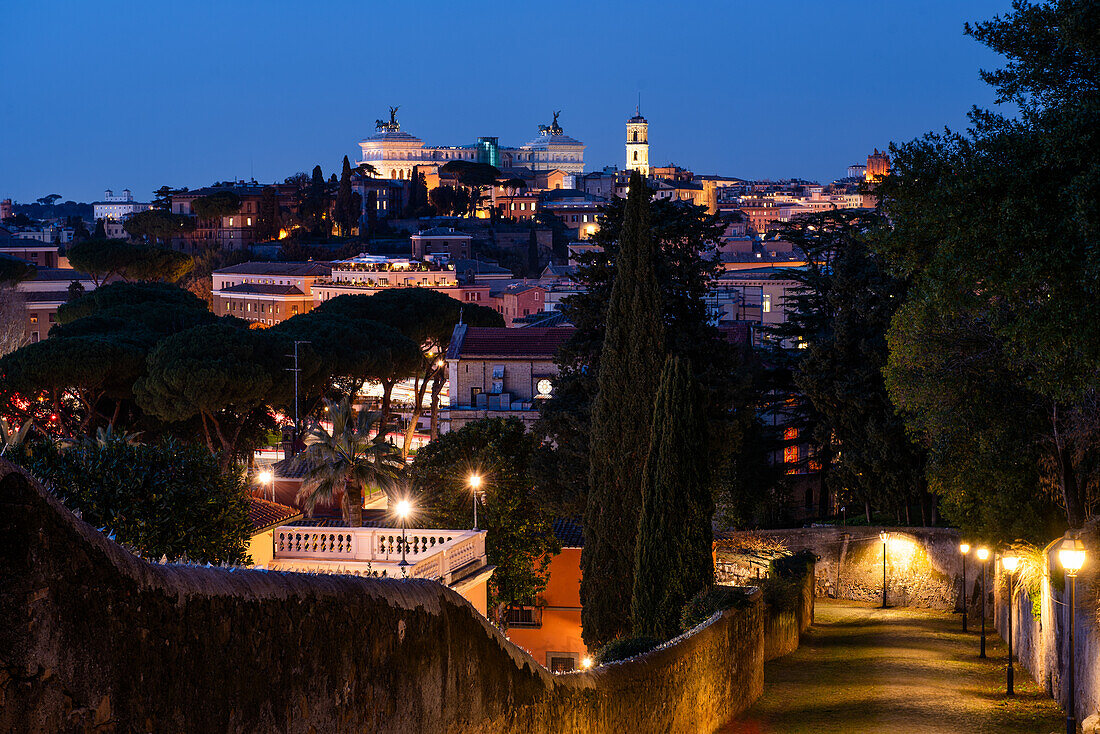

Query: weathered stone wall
[[762, 563, 815, 662], [0, 462, 766, 733], [993, 524, 1100, 726], [718, 526, 965, 610]]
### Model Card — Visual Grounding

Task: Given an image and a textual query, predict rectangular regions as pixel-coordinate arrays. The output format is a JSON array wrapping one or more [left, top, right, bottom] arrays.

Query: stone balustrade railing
[[273, 526, 486, 582]]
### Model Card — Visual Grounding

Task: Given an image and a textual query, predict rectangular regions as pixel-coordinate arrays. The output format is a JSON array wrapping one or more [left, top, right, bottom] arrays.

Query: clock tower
[[626, 104, 649, 177]]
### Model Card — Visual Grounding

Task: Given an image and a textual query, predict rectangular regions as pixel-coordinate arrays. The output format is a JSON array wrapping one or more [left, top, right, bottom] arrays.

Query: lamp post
[[257, 469, 274, 503], [960, 542, 971, 632], [879, 530, 889, 608], [1001, 553, 1020, 696], [469, 474, 482, 530], [1058, 537, 1086, 734], [396, 499, 412, 570], [977, 547, 990, 658]]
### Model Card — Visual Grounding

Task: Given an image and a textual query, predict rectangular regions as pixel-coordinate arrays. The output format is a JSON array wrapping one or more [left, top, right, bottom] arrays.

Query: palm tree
[[0, 417, 34, 458], [293, 396, 403, 527]]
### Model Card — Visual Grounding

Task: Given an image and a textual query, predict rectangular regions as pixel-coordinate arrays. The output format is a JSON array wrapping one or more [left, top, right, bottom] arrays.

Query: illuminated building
[[626, 107, 649, 176], [357, 109, 586, 181], [865, 149, 891, 181], [92, 189, 151, 221]]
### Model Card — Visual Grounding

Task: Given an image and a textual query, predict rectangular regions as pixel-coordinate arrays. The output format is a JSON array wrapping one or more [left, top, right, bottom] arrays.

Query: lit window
[[229, 218, 234, 226], [763, 295, 771, 313]]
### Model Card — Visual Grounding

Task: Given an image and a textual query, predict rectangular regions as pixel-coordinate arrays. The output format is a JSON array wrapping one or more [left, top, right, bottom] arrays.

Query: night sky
[[1, 0, 1013, 204]]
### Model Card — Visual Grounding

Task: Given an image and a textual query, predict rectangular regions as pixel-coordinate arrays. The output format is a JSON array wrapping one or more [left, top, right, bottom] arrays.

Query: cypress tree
[[336, 155, 355, 236], [581, 169, 665, 647], [631, 355, 714, 639]]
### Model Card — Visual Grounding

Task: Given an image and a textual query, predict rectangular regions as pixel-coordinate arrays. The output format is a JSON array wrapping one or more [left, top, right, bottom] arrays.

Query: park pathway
[[721, 600, 1063, 734]]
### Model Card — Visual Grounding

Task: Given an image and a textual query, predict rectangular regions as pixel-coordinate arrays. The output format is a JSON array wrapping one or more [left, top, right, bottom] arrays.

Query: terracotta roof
[[248, 496, 302, 534], [273, 456, 309, 479], [448, 325, 574, 359], [552, 518, 584, 547]]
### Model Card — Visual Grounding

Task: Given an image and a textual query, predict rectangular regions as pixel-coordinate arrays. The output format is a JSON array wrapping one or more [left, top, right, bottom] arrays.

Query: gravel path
[[722, 600, 1064, 734]]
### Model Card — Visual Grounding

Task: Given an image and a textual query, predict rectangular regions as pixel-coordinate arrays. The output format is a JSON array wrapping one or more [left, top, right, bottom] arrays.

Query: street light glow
[[1001, 554, 1020, 573], [257, 470, 273, 485], [977, 547, 989, 561], [469, 474, 482, 490], [959, 542, 970, 554], [396, 499, 411, 518], [581, 656, 593, 669], [1059, 537, 1086, 574]]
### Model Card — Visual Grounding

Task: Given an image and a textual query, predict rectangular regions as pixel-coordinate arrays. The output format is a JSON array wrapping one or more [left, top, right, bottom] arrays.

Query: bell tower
[[626, 100, 649, 177]]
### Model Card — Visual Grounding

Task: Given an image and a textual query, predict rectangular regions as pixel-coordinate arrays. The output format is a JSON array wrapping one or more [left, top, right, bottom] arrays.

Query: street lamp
[[469, 474, 482, 530], [1001, 552, 1020, 696], [959, 542, 971, 632], [977, 547, 990, 658], [395, 499, 412, 569], [581, 656, 593, 670], [257, 469, 274, 503], [1058, 536, 1086, 734], [879, 531, 889, 608]]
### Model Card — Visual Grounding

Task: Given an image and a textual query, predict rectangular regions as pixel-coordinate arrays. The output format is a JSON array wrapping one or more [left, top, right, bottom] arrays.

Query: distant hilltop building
[[846, 164, 867, 180], [625, 105, 649, 176], [865, 149, 891, 182], [93, 188, 151, 221], [358, 108, 586, 180]]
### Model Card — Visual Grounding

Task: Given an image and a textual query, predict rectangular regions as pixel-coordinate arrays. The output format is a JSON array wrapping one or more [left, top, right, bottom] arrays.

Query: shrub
[[770, 549, 816, 578], [594, 635, 660, 665], [20, 437, 252, 565], [680, 584, 752, 632]]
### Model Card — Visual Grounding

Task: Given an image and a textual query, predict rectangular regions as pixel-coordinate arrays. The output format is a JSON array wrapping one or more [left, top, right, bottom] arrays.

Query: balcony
[[269, 526, 487, 584]]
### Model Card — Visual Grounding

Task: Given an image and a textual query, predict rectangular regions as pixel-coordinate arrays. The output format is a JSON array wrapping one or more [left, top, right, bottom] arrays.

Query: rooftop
[[447, 325, 575, 360], [219, 283, 305, 296], [415, 227, 471, 238], [552, 518, 585, 548], [215, 261, 332, 277], [247, 497, 302, 535]]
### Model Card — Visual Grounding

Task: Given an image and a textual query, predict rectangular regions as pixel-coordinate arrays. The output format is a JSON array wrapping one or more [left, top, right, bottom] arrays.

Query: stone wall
[[0, 462, 766, 733], [993, 524, 1100, 726], [718, 526, 965, 610], [763, 563, 815, 662]]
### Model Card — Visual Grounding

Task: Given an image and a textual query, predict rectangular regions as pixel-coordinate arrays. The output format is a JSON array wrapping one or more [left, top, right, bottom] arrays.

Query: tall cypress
[[631, 355, 714, 639], [582, 170, 665, 647], [336, 156, 355, 236]]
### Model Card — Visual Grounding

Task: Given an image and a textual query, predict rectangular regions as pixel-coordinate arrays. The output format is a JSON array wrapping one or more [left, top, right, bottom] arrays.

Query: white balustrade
[[273, 526, 487, 582]]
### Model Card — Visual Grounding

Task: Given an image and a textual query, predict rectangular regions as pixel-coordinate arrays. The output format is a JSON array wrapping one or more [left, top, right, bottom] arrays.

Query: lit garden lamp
[[257, 469, 274, 503], [1058, 536, 1086, 734], [959, 542, 971, 632], [581, 656, 593, 670], [395, 499, 412, 570], [468, 474, 483, 530], [976, 547, 990, 658], [1000, 552, 1020, 696], [879, 531, 889, 608]]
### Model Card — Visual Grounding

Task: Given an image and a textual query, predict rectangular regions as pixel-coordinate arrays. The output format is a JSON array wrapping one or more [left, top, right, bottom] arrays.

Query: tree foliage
[[631, 355, 714, 640], [582, 170, 666, 647], [409, 417, 559, 623], [124, 209, 194, 244], [875, 0, 1099, 534], [66, 239, 193, 285], [20, 437, 252, 564], [190, 191, 241, 221]]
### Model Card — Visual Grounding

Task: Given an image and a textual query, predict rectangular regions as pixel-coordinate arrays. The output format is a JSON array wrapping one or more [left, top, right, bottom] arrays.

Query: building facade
[[358, 110, 586, 181], [93, 189, 151, 221], [626, 109, 649, 176], [212, 261, 332, 326], [444, 324, 573, 431]]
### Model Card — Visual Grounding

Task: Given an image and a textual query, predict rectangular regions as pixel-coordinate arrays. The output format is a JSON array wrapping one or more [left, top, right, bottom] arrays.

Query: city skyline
[[0, 0, 1013, 203]]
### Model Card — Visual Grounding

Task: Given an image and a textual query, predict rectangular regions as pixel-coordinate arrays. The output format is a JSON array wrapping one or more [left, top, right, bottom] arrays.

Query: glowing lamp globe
[[1001, 554, 1020, 573], [257, 470, 273, 485], [581, 656, 593, 670], [959, 543, 970, 554], [976, 548, 989, 561], [879, 531, 889, 543], [469, 474, 482, 490], [1059, 537, 1086, 575], [395, 500, 412, 518]]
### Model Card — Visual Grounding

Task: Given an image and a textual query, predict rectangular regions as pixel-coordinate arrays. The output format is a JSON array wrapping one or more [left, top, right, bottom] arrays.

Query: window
[[504, 605, 542, 628], [29, 314, 37, 324], [549, 655, 576, 673], [763, 294, 772, 313], [229, 218, 234, 226]]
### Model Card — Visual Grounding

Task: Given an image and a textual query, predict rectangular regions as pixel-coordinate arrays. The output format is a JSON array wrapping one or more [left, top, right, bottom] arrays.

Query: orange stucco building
[[506, 520, 589, 672]]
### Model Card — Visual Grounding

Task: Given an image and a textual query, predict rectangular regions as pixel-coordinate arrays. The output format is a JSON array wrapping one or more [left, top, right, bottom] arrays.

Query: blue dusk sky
[[0, 0, 1014, 204]]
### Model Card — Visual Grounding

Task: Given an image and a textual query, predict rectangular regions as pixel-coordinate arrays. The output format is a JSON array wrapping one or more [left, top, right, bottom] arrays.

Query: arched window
[[632, 131, 638, 142], [634, 151, 638, 161]]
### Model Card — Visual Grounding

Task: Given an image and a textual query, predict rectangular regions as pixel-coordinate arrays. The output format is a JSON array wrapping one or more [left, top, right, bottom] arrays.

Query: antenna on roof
[[637, 92, 641, 117]]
